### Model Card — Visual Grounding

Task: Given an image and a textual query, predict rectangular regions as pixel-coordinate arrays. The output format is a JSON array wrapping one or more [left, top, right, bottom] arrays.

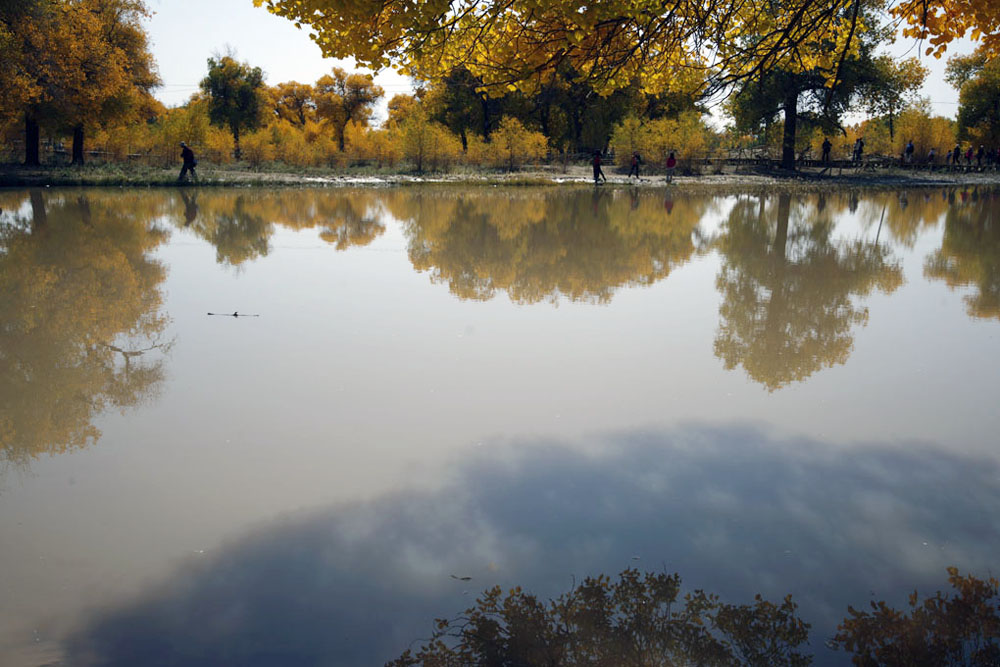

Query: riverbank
[[4, 162, 1000, 189]]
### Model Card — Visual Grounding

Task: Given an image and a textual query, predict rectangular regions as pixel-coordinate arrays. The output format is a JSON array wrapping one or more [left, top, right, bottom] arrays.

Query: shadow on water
[[65, 423, 1000, 666]]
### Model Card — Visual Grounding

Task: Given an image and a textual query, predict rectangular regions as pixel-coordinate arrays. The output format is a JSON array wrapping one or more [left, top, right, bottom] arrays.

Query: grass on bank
[[0, 157, 992, 188]]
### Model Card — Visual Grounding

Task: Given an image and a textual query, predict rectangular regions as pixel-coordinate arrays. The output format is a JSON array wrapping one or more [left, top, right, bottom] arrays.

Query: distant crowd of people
[[821, 136, 1000, 171], [941, 143, 1000, 169]]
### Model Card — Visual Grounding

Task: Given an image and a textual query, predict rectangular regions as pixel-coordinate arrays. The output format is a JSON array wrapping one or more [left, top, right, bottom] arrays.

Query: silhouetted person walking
[[179, 142, 198, 183], [665, 152, 677, 183], [628, 151, 642, 180], [592, 151, 607, 184], [821, 137, 831, 163]]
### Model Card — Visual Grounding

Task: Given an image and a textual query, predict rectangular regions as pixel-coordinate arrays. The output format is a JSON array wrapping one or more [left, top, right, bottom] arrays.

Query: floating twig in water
[[207, 311, 260, 317]]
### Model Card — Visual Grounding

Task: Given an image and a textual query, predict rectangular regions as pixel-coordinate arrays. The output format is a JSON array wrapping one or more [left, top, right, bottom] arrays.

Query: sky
[[144, 0, 975, 125], [144, 0, 413, 123]]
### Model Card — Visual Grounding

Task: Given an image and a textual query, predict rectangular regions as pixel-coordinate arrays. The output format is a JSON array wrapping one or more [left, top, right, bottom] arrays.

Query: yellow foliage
[[846, 107, 956, 160], [610, 112, 714, 169], [240, 130, 275, 169], [893, 0, 1000, 60], [610, 117, 645, 158], [490, 117, 548, 170], [400, 106, 463, 171], [894, 108, 956, 158], [463, 134, 491, 167], [255, 0, 862, 100], [269, 120, 314, 166], [90, 123, 154, 162], [345, 124, 400, 167]]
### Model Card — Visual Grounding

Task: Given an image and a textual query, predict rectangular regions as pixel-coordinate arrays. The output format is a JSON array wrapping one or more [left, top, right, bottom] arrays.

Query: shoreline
[[3, 163, 1000, 190]]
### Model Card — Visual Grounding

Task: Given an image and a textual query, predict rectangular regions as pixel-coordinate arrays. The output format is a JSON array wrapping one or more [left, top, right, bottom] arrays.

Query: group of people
[[592, 150, 678, 185], [816, 136, 1000, 171], [817, 137, 872, 163], [898, 141, 1000, 170], [943, 143, 1000, 169]]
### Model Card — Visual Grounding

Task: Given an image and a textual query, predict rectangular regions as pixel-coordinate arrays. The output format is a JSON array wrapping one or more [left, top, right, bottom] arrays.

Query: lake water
[[1, 185, 998, 665]]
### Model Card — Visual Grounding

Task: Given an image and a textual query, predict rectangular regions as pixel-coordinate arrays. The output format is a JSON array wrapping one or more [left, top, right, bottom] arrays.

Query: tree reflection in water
[[391, 568, 812, 667], [385, 188, 710, 304], [392, 567, 1000, 666], [173, 190, 386, 266], [925, 188, 1000, 321], [0, 190, 171, 465], [713, 193, 903, 391]]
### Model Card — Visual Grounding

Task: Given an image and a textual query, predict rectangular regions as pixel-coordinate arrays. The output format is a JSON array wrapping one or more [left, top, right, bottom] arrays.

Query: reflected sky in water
[[1, 186, 998, 665], [64, 425, 1000, 665]]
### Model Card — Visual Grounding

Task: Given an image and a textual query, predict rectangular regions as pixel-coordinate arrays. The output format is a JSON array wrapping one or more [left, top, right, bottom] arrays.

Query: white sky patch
[[144, 0, 414, 123]]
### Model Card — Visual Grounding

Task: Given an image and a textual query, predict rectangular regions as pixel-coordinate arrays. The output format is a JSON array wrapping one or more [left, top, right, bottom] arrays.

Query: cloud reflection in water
[[68, 424, 1000, 666]]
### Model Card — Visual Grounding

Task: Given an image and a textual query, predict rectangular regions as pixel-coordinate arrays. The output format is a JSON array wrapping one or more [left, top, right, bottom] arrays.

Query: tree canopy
[[253, 0, 865, 98], [893, 0, 1000, 59], [314, 67, 384, 151], [946, 48, 1000, 146], [0, 0, 159, 165], [201, 54, 266, 159]]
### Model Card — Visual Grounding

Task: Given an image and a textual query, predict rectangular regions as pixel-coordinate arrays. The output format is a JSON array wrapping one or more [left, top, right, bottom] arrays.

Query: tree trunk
[[781, 90, 798, 171], [540, 102, 551, 140], [459, 127, 468, 152], [480, 97, 491, 140], [233, 125, 241, 160], [25, 114, 40, 166], [72, 125, 85, 165], [336, 122, 345, 152], [571, 108, 583, 153]]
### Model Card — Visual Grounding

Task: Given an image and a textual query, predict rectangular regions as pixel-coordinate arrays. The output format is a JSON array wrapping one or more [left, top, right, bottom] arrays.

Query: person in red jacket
[[592, 151, 607, 184], [628, 151, 642, 180], [665, 152, 677, 183]]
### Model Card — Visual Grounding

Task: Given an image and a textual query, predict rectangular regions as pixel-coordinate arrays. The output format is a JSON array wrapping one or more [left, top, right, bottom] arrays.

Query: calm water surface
[[1, 186, 998, 665]]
